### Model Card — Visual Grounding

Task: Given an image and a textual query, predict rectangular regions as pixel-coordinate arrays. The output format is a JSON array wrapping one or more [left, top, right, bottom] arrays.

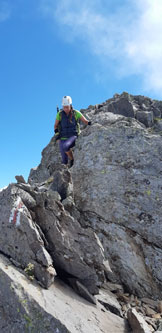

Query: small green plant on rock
[[24, 263, 34, 281], [154, 117, 162, 122]]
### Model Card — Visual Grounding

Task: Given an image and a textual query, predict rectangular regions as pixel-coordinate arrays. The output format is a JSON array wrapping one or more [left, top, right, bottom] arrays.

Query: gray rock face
[[107, 97, 135, 118], [27, 92, 162, 301], [28, 137, 62, 185], [0, 179, 107, 296], [0, 184, 56, 288], [1, 92, 162, 332], [136, 111, 154, 127], [71, 114, 162, 298], [28, 92, 162, 186], [96, 92, 161, 128], [127, 308, 151, 333], [33, 176, 107, 295], [49, 169, 73, 200], [0, 254, 128, 333], [15, 175, 26, 184], [96, 288, 122, 317], [0, 254, 70, 333]]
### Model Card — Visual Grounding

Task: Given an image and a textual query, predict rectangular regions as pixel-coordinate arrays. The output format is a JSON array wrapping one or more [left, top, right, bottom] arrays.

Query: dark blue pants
[[59, 136, 77, 164]]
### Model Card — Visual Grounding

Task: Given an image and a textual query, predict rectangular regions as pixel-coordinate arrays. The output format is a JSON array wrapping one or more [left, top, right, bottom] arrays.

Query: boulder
[[153, 119, 162, 132], [108, 98, 135, 118], [15, 175, 26, 183], [152, 100, 162, 117], [136, 111, 154, 127], [96, 288, 122, 317], [0, 185, 56, 288], [127, 308, 151, 333]]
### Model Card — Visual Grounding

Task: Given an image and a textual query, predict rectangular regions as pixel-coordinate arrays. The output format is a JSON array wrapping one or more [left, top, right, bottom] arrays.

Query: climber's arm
[[80, 116, 89, 125], [80, 116, 91, 126]]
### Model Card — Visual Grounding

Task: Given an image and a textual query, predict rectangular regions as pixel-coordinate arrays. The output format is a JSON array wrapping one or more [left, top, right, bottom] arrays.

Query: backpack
[[58, 109, 81, 137]]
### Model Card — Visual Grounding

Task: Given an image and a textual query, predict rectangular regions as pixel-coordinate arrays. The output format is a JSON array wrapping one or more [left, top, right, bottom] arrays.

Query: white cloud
[[40, 0, 162, 95], [125, 0, 162, 92], [0, 1, 11, 22]]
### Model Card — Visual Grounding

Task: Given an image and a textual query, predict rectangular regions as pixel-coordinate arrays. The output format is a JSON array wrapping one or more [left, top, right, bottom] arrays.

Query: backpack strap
[[73, 110, 81, 135], [58, 109, 81, 136], [59, 109, 63, 121]]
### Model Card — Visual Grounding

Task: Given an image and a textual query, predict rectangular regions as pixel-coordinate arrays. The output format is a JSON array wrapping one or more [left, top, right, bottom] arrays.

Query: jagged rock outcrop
[[90, 92, 162, 128], [0, 184, 56, 288], [28, 92, 162, 301], [0, 170, 108, 296], [1, 92, 162, 332], [32, 174, 107, 295]]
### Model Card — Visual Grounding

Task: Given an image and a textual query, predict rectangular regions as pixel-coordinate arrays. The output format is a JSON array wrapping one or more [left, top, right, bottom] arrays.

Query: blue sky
[[0, 0, 162, 188]]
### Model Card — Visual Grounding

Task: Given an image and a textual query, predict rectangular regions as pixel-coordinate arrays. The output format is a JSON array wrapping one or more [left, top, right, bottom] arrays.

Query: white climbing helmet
[[62, 96, 72, 106]]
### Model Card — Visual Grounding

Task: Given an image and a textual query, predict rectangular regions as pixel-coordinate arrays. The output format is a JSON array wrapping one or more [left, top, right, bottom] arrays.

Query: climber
[[54, 96, 91, 168]]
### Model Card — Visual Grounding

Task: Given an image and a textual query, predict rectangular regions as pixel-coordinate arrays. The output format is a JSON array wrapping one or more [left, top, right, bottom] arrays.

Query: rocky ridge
[[1, 92, 162, 332]]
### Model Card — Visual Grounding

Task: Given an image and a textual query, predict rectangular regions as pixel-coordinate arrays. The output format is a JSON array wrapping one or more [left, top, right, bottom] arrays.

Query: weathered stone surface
[[144, 305, 157, 317], [15, 175, 26, 183], [0, 254, 70, 333], [156, 320, 162, 331], [136, 111, 154, 127], [26, 92, 162, 301], [152, 100, 162, 117], [28, 137, 62, 185], [96, 288, 122, 317], [49, 169, 73, 200], [1, 179, 108, 298], [34, 186, 107, 295], [127, 308, 151, 333], [102, 281, 124, 294], [0, 185, 56, 288], [14, 184, 37, 210], [68, 278, 97, 305], [157, 301, 162, 313], [153, 119, 162, 132], [2, 91, 162, 332], [145, 317, 158, 331], [0, 253, 128, 333], [107, 97, 135, 118], [28, 93, 162, 185], [0, 182, 109, 298], [71, 114, 162, 298], [141, 298, 159, 309]]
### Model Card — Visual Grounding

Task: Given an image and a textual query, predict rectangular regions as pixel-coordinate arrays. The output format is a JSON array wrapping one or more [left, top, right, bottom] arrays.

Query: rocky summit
[[1, 92, 162, 333]]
